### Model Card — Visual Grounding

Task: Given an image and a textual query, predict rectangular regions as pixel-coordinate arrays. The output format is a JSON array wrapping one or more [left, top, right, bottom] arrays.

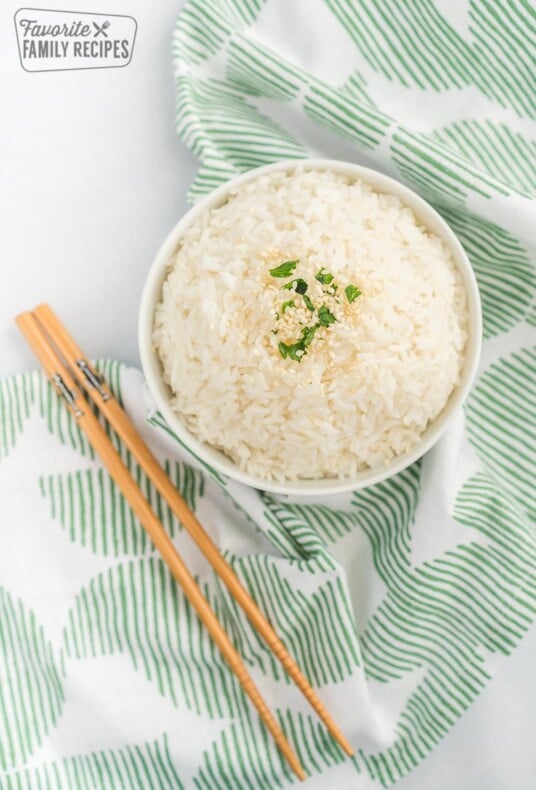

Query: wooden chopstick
[[16, 311, 306, 782], [33, 302, 354, 759]]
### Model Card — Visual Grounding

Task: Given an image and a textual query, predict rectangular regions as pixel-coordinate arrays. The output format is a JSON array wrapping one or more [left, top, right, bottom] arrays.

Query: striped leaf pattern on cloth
[[0, 589, 65, 771], [326, 0, 536, 117], [40, 460, 203, 556], [1, 0, 535, 787], [438, 208, 535, 338], [465, 346, 536, 519], [1, 734, 184, 790]]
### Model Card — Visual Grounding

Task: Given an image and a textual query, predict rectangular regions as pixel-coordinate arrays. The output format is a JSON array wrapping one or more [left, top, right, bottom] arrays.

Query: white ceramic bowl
[[139, 159, 482, 496]]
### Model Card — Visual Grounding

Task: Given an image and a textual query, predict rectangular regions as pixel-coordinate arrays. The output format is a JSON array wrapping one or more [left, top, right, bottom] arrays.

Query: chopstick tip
[[334, 732, 354, 757], [285, 748, 306, 781], [295, 766, 307, 782]]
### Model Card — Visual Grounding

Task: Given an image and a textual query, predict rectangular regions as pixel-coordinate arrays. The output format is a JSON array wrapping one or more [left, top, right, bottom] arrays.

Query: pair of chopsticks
[[16, 304, 353, 781]]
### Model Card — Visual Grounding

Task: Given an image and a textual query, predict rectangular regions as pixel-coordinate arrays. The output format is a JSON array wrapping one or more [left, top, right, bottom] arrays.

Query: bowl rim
[[138, 158, 482, 496]]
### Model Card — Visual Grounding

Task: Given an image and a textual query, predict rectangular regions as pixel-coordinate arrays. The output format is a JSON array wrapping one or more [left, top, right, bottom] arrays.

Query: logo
[[14, 8, 137, 72]]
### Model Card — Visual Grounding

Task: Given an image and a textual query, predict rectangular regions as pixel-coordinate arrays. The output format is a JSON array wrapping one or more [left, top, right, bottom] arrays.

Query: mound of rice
[[153, 168, 468, 481]]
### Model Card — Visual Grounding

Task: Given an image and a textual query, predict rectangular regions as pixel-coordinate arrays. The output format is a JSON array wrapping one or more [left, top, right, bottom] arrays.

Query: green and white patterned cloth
[[1, 0, 535, 787]]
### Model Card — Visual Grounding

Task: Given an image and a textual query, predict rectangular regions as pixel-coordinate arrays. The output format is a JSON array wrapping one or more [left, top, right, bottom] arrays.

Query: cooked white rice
[[153, 168, 468, 481]]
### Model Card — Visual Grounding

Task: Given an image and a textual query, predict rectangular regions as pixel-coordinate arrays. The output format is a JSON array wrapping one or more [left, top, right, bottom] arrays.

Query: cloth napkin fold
[[1, 0, 535, 787]]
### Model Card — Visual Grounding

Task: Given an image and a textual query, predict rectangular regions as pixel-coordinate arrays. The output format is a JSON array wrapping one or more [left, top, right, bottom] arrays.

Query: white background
[[1, 1, 534, 787]]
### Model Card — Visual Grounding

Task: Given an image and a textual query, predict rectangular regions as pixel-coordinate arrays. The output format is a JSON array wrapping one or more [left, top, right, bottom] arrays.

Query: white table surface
[[1, 1, 534, 787]]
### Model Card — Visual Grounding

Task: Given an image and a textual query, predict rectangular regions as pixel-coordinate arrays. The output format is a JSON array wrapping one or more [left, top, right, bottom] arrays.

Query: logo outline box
[[14, 7, 138, 73]]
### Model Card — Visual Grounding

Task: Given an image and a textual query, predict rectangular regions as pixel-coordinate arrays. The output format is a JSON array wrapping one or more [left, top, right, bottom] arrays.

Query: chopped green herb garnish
[[302, 294, 314, 311], [281, 300, 295, 314], [278, 324, 320, 362], [345, 284, 361, 303], [288, 344, 305, 361], [300, 324, 319, 348], [269, 260, 299, 278], [271, 329, 278, 335], [317, 305, 336, 326], [273, 260, 359, 361], [279, 341, 305, 362], [315, 267, 334, 285], [282, 278, 308, 294]]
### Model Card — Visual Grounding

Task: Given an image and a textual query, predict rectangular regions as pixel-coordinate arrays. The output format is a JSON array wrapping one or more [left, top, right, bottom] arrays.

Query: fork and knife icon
[[92, 20, 110, 37]]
